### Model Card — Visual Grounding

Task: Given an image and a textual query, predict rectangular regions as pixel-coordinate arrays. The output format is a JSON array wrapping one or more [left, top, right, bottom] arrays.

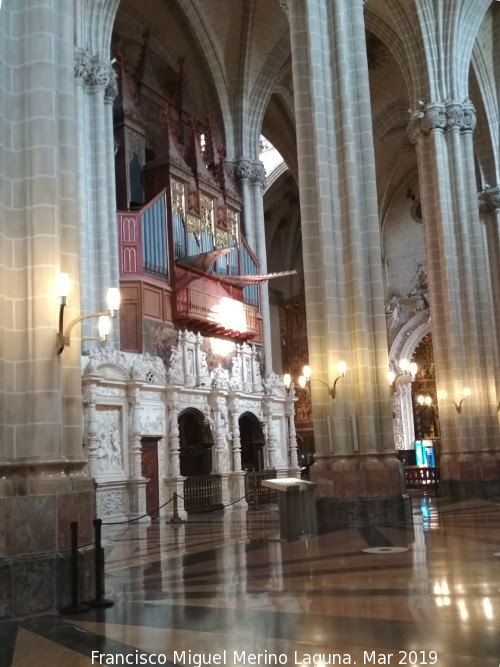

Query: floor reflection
[[4, 495, 500, 666]]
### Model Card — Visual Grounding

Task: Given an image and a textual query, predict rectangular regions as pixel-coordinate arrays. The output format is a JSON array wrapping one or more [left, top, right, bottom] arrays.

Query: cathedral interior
[[1, 0, 500, 664]]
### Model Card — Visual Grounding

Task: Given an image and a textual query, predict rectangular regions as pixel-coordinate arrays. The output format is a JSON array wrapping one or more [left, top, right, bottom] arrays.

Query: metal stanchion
[[60, 522, 90, 614], [88, 519, 113, 608], [169, 492, 185, 524]]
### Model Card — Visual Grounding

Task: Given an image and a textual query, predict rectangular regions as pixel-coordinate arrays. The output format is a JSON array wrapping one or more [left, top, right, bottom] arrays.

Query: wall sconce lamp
[[388, 358, 417, 394], [417, 395, 433, 407], [283, 373, 293, 395], [438, 388, 471, 414], [56, 273, 120, 355], [300, 361, 347, 399]]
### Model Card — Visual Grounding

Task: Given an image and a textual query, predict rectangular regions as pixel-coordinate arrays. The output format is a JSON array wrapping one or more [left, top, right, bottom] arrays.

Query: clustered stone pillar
[[0, 0, 97, 617], [234, 159, 274, 377], [284, 0, 405, 526], [409, 101, 500, 494], [478, 186, 500, 400], [74, 48, 120, 345]]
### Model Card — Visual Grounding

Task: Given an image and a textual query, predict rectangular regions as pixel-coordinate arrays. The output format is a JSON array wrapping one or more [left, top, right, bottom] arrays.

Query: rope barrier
[[101, 496, 174, 526], [100, 488, 274, 525]]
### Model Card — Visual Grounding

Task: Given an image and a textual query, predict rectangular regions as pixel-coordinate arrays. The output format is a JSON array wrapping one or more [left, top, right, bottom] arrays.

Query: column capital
[[479, 186, 500, 214], [74, 49, 117, 99], [407, 102, 446, 144], [407, 100, 476, 143], [250, 161, 267, 189], [233, 158, 252, 182]]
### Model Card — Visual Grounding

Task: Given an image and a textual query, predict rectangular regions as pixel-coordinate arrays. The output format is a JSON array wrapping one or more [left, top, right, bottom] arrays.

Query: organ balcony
[[117, 187, 262, 353]]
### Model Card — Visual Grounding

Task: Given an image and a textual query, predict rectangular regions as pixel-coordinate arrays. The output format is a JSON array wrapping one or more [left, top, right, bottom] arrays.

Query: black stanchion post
[[169, 492, 185, 524], [88, 518, 114, 607], [60, 521, 90, 614]]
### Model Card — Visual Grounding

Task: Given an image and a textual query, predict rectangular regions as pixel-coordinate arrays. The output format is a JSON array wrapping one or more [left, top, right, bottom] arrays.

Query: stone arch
[[83, 359, 130, 382], [471, 8, 500, 186], [389, 310, 432, 452], [178, 407, 214, 476], [238, 411, 265, 471], [75, 0, 121, 56]]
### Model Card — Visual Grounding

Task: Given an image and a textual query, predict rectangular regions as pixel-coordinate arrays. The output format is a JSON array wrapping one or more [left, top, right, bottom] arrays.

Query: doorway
[[239, 412, 265, 471], [178, 408, 214, 477], [141, 437, 160, 518]]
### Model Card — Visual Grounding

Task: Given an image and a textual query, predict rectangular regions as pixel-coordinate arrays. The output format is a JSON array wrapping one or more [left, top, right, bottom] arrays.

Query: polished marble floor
[[2, 494, 500, 667]]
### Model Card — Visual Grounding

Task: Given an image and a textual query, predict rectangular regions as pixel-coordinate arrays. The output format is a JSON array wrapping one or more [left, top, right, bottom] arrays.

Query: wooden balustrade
[[245, 470, 277, 506], [183, 475, 223, 513], [404, 466, 440, 495], [175, 287, 259, 337]]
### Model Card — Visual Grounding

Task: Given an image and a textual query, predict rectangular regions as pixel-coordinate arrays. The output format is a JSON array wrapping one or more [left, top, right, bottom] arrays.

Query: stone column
[[230, 407, 243, 473], [251, 162, 274, 376], [127, 388, 148, 521], [228, 400, 247, 508], [0, 0, 96, 617], [210, 396, 231, 508], [74, 50, 120, 346], [392, 378, 416, 454], [478, 187, 500, 398], [286, 396, 300, 476], [234, 159, 274, 376], [164, 393, 187, 520], [234, 159, 256, 249], [86, 400, 100, 479], [409, 101, 500, 495], [285, 0, 404, 526]]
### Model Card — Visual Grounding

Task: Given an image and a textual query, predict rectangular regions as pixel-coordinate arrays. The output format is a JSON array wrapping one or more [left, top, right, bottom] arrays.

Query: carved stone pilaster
[[392, 378, 415, 452], [230, 409, 242, 472], [129, 396, 142, 478], [286, 401, 299, 470], [213, 409, 227, 474], [168, 402, 181, 476], [262, 412, 278, 469], [86, 401, 99, 478]]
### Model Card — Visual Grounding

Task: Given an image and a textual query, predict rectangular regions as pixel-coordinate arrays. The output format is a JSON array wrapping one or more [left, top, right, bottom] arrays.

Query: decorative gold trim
[[171, 179, 185, 217], [186, 214, 202, 244], [215, 229, 228, 249], [227, 209, 239, 243], [200, 195, 214, 235]]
